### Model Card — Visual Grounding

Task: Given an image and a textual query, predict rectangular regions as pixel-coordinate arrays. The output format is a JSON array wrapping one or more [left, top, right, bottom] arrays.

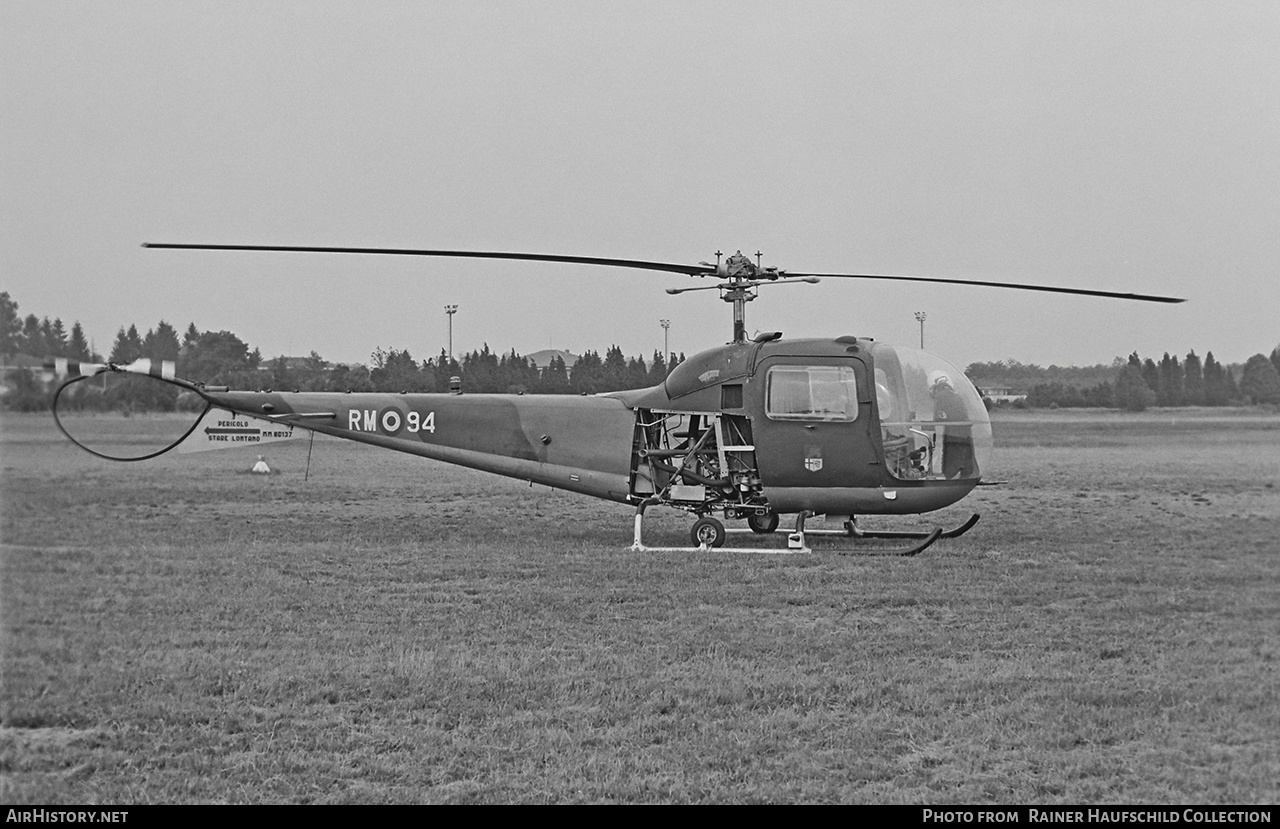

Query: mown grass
[[2, 408, 1277, 803]]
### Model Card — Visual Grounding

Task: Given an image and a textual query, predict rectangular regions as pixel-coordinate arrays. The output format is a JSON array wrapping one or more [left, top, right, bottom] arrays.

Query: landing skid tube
[[845, 513, 981, 541], [789, 512, 953, 557], [804, 513, 978, 555]]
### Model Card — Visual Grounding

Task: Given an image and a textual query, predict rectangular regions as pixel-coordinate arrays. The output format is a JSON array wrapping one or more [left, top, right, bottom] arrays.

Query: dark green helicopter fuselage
[[206, 335, 992, 518]]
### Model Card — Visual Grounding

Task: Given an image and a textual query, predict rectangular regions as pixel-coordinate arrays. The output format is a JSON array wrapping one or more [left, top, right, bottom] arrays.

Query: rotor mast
[[716, 251, 822, 343], [675, 249, 769, 343], [721, 251, 757, 343], [665, 250, 822, 342]]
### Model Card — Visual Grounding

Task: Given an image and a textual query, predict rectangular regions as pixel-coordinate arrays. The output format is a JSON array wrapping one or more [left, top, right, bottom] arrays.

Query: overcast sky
[[4, 1, 1277, 371]]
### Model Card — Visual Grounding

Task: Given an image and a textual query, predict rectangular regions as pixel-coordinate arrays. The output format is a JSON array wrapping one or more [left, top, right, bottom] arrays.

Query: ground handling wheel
[[747, 511, 780, 534], [690, 516, 726, 548]]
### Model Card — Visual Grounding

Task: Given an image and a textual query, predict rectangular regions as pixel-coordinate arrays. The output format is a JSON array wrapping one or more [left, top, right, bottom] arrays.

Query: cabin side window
[[765, 366, 859, 421]]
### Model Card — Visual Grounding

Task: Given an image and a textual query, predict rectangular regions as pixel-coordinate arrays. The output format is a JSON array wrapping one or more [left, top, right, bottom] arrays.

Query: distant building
[[975, 384, 1027, 403], [257, 356, 330, 372], [525, 349, 580, 370]]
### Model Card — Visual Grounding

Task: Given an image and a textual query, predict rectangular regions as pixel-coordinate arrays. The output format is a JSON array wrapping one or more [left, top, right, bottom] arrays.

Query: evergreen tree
[[1158, 353, 1183, 406], [425, 349, 462, 391], [625, 355, 649, 389], [370, 348, 426, 391], [602, 345, 627, 390], [1183, 350, 1204, 406], [20, 314, 45, 356], [461, 344, 499, 392], [540, 354, 570, 393], [108, 325, 144, 363], [1271, 345, 1280, 379], [48, 319, 68, 357], [1202, 352, 1227, 406], [569, 350, 604, 394], [0, 293, 19, 355], [514, 351, 541, 393], [1140, 358, 1162, 404], [496, 351, 515, 392], [1224, 363, 1241, 401], [648, 350, 669, 385], [517, 353, 540, 392], [143, 321, 181, 361], [36, 318, 60, 356], [495, 350, 530, 393], [67, 322, 91, 361]]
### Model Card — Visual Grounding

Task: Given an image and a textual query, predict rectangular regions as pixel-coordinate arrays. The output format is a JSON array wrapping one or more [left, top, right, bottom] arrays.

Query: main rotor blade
[[783, 271, 1185, 303], [142, 243, 1185, 302], [142, 243, 716, 277]]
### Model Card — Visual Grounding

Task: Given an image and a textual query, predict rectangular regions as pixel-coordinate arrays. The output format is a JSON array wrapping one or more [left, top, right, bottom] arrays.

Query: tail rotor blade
[[119, 358, 178, 380], [47, 358, 178, 380], [47, 358, 108, 378]]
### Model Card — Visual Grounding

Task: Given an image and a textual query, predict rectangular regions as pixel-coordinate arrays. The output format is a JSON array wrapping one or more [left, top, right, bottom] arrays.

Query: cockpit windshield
[[869, 342, 992, 481]]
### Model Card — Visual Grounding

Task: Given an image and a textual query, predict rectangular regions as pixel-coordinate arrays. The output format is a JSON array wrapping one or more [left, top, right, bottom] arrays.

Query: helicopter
[[50, 245, 1185, 554]]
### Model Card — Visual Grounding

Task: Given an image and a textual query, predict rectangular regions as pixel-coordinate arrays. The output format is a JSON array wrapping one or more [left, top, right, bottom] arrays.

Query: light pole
[[659, 319, 671, 365], [914, 311, 927, 349], [444, 304, 458, 363]]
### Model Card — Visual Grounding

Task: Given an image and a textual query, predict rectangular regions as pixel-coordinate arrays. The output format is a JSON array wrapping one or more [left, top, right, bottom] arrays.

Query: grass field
[[2, 408, 1278, 803]]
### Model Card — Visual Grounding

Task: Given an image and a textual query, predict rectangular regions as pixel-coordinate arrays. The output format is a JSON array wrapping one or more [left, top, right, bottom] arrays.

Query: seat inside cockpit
[[869, 342, 992, 481]]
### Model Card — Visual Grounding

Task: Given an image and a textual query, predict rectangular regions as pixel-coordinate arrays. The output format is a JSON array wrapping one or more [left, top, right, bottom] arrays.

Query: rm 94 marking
[[347, 408, 435, 435]]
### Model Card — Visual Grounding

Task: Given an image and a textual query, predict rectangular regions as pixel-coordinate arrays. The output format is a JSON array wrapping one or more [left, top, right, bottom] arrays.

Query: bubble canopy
[[868, 342, 992, 482]]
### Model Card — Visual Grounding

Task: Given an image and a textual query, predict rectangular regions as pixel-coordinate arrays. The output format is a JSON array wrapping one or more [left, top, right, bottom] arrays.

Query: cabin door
[[747, 355, 880, 489]]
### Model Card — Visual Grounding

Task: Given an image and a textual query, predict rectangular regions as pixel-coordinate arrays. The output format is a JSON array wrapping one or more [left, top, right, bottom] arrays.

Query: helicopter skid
[[798, 512, 977, 555], [846, 512, 980, 541], [832, 527, 943, 557], [790, 512, 951, 557]]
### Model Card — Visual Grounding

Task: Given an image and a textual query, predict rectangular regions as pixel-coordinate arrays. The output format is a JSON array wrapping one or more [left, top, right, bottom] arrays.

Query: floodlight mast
[[445, 304, 458, 360]]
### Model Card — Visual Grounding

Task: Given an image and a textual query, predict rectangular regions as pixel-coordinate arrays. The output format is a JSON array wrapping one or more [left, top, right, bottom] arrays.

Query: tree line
[[967, 348, 1280, 410], [4, 291, 1278, 412], [0, 291, 686, 411]]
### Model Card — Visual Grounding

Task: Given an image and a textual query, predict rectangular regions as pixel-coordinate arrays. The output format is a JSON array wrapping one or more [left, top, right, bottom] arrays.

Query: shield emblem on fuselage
[[804, 447, 823, 471]]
